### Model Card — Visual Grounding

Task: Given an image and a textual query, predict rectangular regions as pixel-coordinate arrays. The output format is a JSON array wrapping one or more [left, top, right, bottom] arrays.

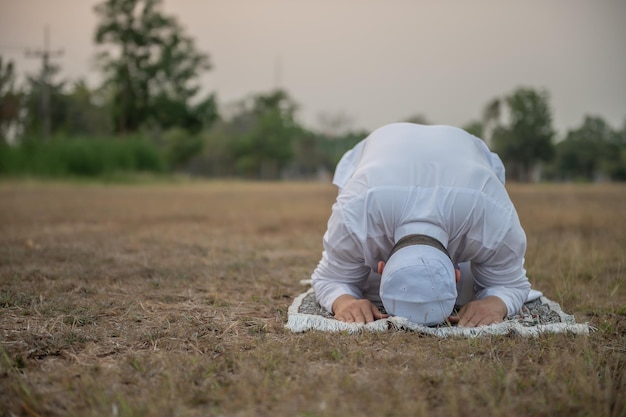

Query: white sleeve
[[332, 139, 366, 190], [474, 136, 506, 185], [489, 152, 506, 185], [470, 218, 531, 316], [311, 204, 371, 314]]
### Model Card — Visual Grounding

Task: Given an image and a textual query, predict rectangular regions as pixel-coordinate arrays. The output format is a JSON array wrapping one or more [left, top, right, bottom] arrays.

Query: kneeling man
[[311, 123, 531, 327]]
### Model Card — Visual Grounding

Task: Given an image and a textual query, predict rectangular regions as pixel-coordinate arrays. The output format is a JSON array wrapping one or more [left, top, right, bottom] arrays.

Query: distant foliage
[[188, 90, 370, 180], [22, 77, 113, 139], [0, 137, 166, 177], [0, 57, 23, 144], [163, 127, 205, 169], [491, 87, 555, 182], [3, 29, 626, 183], [199, 90, 310, 179], [94, 0, 215, 134], [550, 115, 626, 181], [462, 120, 484, 139]]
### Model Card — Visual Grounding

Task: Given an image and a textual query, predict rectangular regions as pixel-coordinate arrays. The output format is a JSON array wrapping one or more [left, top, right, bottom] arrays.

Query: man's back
[[343, 123, 503, 191], [334, 123, 514, 255]]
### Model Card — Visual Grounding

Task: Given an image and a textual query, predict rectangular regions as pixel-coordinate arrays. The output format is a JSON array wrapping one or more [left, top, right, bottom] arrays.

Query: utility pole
[[25, 25, 63, 141]]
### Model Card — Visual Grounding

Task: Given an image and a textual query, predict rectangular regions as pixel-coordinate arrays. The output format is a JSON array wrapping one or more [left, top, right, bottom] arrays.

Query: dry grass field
[[0, 180, 624, 417]]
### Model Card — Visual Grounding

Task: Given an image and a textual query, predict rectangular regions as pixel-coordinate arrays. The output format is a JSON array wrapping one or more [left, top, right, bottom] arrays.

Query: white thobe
[[311, 123, 531, 317]]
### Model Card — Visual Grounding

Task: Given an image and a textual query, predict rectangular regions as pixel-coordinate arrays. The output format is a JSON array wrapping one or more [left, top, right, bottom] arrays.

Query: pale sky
[[1, 0, 625, 137]]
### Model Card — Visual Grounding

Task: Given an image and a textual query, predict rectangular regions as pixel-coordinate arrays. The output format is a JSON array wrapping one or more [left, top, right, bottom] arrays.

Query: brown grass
[[0, 180, 624, 417]]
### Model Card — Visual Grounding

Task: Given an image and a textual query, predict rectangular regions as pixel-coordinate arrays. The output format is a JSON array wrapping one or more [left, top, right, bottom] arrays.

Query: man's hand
[[448, 296, 507, 327], [332, 294, 389, 324]]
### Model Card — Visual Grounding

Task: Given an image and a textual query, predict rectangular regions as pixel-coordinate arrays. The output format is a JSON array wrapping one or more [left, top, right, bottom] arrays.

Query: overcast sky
[[1, 0, 625, 137]]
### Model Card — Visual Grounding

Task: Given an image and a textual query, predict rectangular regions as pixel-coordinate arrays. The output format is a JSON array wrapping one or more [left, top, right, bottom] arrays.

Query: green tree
[[492, 87, 555, 181], [0, 57, 22, 144], [21, 62, 67, 140], [226, 90, 300, 179], [554, 115, 622, 181], [163, 127, 205, 169], [462, 120, 484, 139], [618, 117, 626, 180], [94, 0, 213, 134], [552, 135, 598, 181], [190, 121, 238, 177], [287, 132, 330, 178], [22, 77, 115, 139], [62, 80, 113, 136], [5, 59, 113, 142], [481, 98, 501, 146]]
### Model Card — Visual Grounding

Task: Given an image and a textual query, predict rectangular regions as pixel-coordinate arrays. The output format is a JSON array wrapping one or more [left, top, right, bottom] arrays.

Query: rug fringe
[[286, 313, 389, 334]]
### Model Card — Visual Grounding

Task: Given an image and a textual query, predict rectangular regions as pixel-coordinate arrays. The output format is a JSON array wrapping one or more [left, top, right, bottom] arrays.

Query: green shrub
[[0, 137, 168, 178], [163, 128, 205, 169]]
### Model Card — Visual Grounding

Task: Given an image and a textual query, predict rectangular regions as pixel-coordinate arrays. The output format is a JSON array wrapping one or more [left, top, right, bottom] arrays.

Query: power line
[[24, 25, 64, 142]]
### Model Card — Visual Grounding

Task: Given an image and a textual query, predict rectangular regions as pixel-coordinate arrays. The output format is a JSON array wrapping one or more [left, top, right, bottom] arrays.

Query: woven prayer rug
[[286, 282, 591, 337]]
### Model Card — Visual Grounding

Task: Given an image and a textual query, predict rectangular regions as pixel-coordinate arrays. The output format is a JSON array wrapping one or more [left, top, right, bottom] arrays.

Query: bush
[[0, 137, 168, 178], [163, 128, 205, 169]]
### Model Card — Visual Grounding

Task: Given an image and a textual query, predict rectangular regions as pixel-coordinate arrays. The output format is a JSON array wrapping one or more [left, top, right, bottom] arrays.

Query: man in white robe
[[311, 123, 531, 327]]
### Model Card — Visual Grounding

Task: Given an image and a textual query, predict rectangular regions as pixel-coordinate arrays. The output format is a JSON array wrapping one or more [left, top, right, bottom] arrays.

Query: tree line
[[1, 0, 625, 182]]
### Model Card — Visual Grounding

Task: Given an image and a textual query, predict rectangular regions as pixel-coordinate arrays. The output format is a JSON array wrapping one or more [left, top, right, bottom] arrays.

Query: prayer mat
[[286, 281, 591, 337]]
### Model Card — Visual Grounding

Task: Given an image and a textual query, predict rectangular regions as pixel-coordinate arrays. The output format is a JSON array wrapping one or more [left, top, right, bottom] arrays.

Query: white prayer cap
[[380, 242, 457, 326]]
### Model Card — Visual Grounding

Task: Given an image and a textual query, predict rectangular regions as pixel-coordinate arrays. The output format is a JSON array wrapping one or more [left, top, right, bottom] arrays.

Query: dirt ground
[[0, 180, 624, 417]]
